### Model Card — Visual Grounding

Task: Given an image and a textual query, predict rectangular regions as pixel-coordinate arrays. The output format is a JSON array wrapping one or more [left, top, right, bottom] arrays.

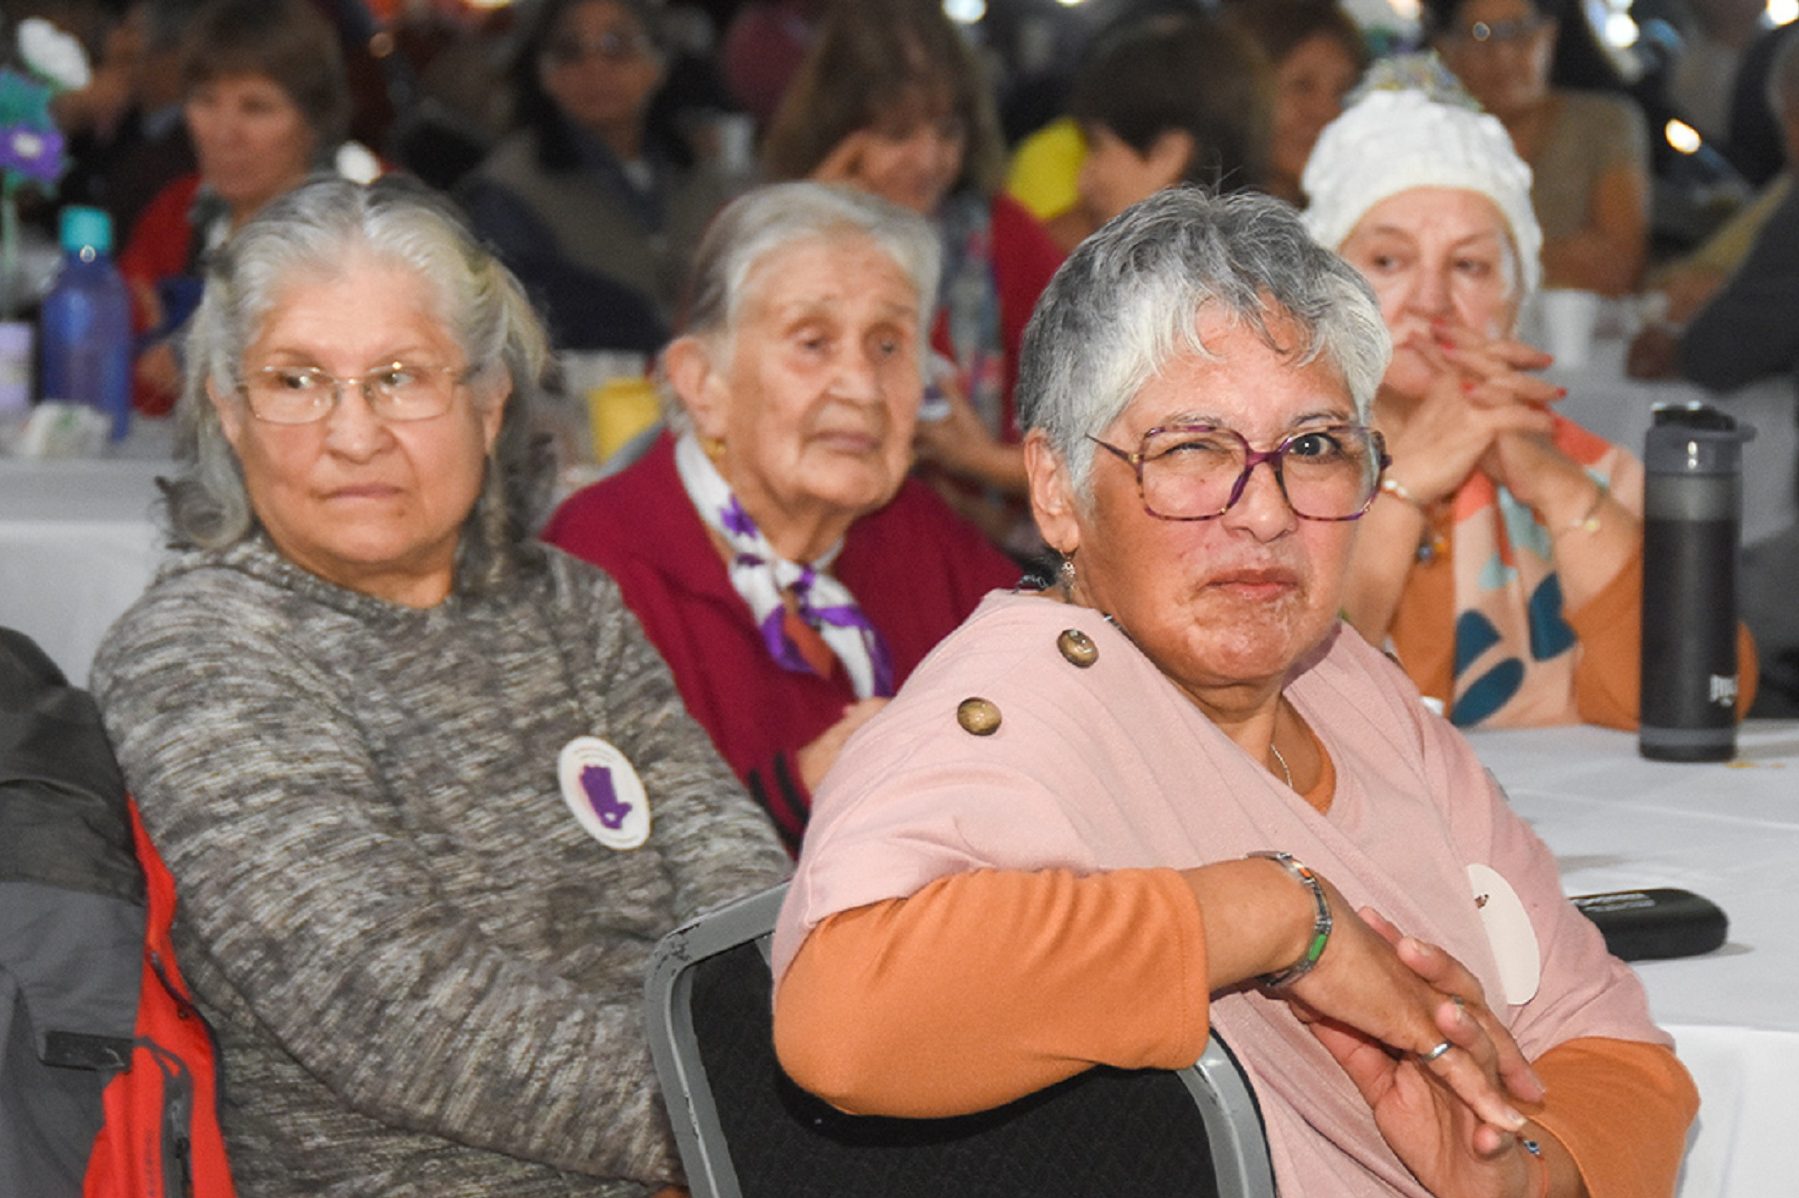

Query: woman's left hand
[[796, 698, 891, 792], [1476, 431, 1592, 518], [134, 342, 182, 401], [912, 384, 1028, 494], [810, 129, 879, 193], [1313, 1017, 1545, 1197], [1308, 908, 1551, 1197]]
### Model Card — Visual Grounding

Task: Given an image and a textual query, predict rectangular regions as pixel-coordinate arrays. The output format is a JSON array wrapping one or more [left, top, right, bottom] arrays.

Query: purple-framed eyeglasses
[[1087, 423, 1390, 522]]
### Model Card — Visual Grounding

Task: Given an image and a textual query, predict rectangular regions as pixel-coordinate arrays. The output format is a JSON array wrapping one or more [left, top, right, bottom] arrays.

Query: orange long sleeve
[[776, 875, 1697, 1193], [1528, 1036, 1699, 1198], [1566, 550, 1645, 729], [773, 867, 1210, 1118], [1391, 544, 1756, 727], [1564, 551, 1757, 727], [1388, 517, 1458, 710]]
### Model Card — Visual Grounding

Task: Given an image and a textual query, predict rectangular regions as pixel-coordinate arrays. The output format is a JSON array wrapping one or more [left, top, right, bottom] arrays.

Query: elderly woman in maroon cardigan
[[544, 182, 1019, 852]]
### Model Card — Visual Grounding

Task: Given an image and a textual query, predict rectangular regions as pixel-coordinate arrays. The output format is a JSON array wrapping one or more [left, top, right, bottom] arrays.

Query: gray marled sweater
[[92, 537, 791, 1197]]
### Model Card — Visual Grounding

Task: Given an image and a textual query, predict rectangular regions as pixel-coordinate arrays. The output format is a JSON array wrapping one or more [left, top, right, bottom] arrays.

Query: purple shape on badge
[[580, 764, 633, 829]]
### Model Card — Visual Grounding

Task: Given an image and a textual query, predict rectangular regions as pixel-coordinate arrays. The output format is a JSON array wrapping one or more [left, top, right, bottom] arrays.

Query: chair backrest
[[645, 884, 1276, 1198]]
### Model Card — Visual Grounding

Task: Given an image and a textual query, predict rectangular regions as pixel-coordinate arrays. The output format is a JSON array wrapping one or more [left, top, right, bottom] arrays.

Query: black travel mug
[[1639, 405, 1755, 761]]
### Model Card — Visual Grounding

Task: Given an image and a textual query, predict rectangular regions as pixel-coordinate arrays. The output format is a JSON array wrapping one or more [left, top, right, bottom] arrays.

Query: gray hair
[[165, 174, 555, 594], [1018, 187, 1392, 496], [666, 181, 942, 427]]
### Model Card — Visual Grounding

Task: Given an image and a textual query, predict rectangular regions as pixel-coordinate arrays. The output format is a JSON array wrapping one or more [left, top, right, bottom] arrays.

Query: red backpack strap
[[83, 800, 237, 1198], [125, 800, 189, 1003]]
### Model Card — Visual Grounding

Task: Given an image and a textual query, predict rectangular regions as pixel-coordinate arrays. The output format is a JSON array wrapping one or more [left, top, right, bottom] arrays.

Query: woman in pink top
[[773, 189, 1695, 1197]]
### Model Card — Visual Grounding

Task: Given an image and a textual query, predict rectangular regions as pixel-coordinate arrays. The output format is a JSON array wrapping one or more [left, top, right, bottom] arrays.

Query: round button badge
[[1467, 863, 1541, 1005], [558, 736, 651, 851]]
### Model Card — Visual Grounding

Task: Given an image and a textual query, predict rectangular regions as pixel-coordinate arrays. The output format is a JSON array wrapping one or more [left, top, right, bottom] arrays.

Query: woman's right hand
[[796, 698, 890, 791], [1280, 871, 1534, 1141], [1187, 858, 1531, 1141]]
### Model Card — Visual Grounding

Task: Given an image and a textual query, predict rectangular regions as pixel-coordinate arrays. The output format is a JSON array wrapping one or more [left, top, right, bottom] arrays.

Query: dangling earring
[[1057, 552, 1077, 599]]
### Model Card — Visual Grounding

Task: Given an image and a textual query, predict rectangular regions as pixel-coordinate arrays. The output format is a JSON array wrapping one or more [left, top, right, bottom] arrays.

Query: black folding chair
[[645, 885, 1276, 1198]]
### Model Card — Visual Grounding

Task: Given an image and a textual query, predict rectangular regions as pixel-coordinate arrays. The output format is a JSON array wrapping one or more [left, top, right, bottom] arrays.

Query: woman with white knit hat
[[1304, 58, 1752, 730]]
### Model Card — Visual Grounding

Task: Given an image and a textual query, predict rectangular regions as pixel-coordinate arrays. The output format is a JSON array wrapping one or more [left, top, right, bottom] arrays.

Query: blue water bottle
[[39, 206, 133, 441]]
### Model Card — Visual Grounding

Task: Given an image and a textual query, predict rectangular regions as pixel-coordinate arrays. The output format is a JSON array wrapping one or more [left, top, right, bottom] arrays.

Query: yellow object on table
[[588, 376, 662, 463]]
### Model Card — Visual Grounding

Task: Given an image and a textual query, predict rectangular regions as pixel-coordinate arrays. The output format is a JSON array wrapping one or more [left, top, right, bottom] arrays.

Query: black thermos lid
[[1644, 404, 1755, 476]]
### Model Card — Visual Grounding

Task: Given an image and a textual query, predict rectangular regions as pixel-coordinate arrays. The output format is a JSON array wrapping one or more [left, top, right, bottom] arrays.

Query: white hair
[[170, 175, 554, 592], [663, 182, 941, 429], [1018, 187, 1391, 497]]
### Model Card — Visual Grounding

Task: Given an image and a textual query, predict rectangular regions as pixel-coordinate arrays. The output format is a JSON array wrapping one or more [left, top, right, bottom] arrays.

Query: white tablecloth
[[1548, 339, 1796, 546], [1469, 721, 1799, 1198], [0, 425, 175, 684]]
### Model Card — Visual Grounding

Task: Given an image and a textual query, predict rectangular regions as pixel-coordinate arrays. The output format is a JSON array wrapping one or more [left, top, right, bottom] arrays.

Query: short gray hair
[[667, 181, 941, 426], [166, 174, 555, 593], [1018, 187, 1391, 496]]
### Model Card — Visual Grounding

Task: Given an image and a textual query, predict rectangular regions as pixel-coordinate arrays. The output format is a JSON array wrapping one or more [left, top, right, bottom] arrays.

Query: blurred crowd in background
[[3, 0, 1795, 423]]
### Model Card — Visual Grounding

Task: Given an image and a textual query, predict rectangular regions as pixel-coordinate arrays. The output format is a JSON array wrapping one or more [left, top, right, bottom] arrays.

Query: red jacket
[[118, 172, 202, 319], [542, 435, 1020, 851], [118, 174, 202, 416]]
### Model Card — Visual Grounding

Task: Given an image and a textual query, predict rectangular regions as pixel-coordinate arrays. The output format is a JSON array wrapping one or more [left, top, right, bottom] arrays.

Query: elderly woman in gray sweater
[[91, 177, 788, 1197]]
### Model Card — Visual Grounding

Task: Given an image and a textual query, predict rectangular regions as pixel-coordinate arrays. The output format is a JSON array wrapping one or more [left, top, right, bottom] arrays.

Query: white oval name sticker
[[558, 736, 650, 851], [1468, 863, 1540, 1006]]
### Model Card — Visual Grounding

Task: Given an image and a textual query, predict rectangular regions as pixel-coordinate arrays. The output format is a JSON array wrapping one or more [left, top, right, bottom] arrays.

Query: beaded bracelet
[[1378, 475, 1429, 513], [1566, 477, 1610, 534], [1247, 851, 1333, 989], [1521, 1137, 1550, 1198]]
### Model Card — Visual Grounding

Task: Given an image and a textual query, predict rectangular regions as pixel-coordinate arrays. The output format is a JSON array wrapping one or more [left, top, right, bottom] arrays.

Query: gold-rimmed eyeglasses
[[238, 363, 477, 426], [1088, 423, 1389, 522]]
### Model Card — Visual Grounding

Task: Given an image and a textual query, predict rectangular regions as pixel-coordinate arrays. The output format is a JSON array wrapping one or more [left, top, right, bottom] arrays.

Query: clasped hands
[[1386, 322, 1592, 522], [1280, 872, 1554, 1198]]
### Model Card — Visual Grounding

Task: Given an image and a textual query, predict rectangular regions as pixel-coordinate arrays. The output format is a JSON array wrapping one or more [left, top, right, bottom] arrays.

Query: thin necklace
[[1062, 563, 1286, 784], [1269, 740, 1294, 789]]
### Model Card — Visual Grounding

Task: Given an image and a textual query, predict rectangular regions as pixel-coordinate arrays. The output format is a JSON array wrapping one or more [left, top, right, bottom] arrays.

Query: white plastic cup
[[1536, 289, 1603, 369]]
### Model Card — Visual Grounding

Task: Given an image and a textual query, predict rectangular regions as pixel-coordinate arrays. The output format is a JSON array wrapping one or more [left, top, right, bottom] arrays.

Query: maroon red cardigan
[[543, 435, 1021, 851]]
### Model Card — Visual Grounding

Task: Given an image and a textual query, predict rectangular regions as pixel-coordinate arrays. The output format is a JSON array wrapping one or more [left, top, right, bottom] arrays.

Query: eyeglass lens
[[245, 365, 460, 425], [1135, 425, 1382, 520]]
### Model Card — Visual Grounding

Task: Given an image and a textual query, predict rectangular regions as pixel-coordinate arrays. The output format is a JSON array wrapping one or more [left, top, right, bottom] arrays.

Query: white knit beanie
[[1301, 55, 1542, 297]]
